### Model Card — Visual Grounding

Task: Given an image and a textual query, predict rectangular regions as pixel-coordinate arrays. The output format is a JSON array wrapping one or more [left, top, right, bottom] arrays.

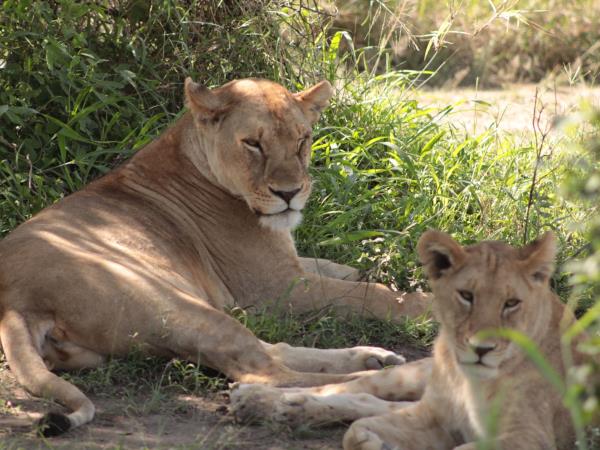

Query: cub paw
[[344, 424, 391, 450], [229, 383, 284, 424], [272, 392, 313, 426]]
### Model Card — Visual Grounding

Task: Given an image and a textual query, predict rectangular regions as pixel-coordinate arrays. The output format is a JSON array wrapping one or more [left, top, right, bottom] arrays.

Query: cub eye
[[504, 298, 521, 310], [242, 139, 262, 155], [457, 290, 474, 306]]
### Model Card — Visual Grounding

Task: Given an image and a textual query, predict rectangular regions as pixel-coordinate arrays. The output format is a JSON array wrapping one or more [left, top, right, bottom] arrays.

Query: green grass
[[297, 74, 589, 301]]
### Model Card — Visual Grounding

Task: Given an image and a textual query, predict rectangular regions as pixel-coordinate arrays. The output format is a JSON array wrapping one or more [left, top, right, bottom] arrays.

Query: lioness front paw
[[351, 346, 406, 371]]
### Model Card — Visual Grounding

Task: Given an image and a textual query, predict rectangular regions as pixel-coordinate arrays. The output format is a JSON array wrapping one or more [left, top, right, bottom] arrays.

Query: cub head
[[417, 230, 557, 379], [184, 77, 333, 230]]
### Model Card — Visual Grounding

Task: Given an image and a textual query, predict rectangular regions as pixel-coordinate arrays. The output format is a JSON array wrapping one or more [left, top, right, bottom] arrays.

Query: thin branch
[[523, 88, 552, 244]]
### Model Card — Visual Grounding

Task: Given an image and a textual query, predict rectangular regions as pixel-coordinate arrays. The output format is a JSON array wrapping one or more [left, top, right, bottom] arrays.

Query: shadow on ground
[[0, 341, 431, 450]]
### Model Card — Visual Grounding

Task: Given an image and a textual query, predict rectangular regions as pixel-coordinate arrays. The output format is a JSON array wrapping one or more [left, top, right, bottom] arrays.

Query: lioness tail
[[0, 310, 95, 436]]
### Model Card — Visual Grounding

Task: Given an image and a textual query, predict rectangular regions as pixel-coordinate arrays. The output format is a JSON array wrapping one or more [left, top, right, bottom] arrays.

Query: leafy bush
[[0, 0, 285, 235]]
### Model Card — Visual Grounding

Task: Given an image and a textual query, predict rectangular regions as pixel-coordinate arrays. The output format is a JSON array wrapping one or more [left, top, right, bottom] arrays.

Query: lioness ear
[[294, 80, 333, 124], [184, 77, 228, 122], [519, 231, 556, 284], [417, 230, 466, 280]]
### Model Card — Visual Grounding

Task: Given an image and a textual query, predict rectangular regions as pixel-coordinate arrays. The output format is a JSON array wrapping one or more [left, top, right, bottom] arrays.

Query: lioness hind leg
[[299, 257, 362, 281], [262, 341, 406, 374], [42, 335, 106, 370], [0, 311, 95, 436], [312, 357, 432, 401]]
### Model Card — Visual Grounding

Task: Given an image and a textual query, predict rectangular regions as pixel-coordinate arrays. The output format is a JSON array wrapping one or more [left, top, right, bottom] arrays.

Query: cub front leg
[[453, 428, 557, 450], [343, 403, 455, 450], [230, 359, 432, 425], [230, 383, 412, 426], [312, 357, 432, 401], [286, 272, 432, 321], [262, 341, 406, 373]]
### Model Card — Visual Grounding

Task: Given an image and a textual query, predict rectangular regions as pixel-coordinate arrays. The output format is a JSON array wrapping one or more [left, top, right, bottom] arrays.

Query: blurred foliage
[[327, 0, 600, 87], [559, 108, 600, 449], [0, 0, 300, 234]]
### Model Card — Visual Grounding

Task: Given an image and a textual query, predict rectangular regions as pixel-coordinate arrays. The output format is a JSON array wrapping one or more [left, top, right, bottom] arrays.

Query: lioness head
[[183, 77, 333, 230], [418, 230, 557, 378]]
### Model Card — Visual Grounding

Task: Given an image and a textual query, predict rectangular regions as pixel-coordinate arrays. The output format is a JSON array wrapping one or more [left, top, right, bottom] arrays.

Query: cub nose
[[269, 187, 301, 204]]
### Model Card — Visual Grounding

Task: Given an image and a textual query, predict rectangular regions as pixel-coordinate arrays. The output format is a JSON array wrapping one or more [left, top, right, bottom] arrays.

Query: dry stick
[[523, 88, 552, 244]]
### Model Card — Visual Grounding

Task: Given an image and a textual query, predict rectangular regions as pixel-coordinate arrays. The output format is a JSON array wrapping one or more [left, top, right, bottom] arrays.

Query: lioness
[[232, 230, 592, 450], [0, 78, 430, 436]]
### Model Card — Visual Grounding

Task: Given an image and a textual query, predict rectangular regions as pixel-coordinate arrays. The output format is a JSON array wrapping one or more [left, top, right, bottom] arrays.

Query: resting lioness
[[231, 231, 594, 449], [0, 78, 430, 436]]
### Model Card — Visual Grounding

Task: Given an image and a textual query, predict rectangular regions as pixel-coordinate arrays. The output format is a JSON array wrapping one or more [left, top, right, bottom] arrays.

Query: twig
[[523, 88, 552, 244], [26, 154, 33, 191]]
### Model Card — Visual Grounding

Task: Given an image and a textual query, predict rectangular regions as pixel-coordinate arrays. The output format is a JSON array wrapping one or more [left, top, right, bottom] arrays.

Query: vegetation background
[[0, 0, 598, 448]]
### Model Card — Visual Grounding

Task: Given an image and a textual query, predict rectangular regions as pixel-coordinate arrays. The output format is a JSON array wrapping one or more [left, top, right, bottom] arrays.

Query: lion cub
[[344, 230, 588, 449], [232, 231, 591, 449]]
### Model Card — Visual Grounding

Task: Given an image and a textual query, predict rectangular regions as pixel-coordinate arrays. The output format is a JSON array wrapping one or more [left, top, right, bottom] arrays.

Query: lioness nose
[[473, 344, 496, 358], [270, 187, 301, 204]]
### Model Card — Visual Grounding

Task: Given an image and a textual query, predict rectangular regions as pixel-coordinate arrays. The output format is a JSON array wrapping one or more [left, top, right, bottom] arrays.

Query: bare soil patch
[[0, 367, 343, 450], [415, 83, 600, 134], [0, 343, 429, 449]]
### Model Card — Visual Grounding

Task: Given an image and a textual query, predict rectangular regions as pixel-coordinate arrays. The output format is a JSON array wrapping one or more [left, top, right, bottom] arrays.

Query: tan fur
[[0, 78, 430, 434], [344, 231, 591, 450], [232, 231, 594, 450]]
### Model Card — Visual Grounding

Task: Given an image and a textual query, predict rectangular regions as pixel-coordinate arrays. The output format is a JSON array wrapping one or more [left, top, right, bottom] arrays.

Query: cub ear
[[293, 80, 333, 124], [417, 230, 466, 280], [519, 231, 557, 284], [184, 77, 228, 122]]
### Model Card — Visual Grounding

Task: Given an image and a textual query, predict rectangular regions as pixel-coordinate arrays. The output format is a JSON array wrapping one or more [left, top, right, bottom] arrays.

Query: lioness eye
[[242, 139, 262, 155], [297, 136, 310, 155], [297, 138, 305, 152], [504, 298, 521, 310], [457, 290, 474, 306]]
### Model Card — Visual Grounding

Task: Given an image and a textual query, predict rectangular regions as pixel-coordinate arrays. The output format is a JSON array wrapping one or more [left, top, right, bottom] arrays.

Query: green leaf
[[478, 328, 565, 394]]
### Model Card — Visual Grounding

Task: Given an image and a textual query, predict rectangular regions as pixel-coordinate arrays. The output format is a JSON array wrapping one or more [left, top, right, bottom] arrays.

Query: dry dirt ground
[[0, 362, 344, 450], [0, 345, 429, 450], [414, 83, 600, 135], [1, 82, 598, 450]]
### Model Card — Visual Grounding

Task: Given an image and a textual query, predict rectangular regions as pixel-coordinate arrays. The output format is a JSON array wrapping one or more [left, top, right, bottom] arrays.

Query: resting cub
[[344, 230, 589, 449], [232, 231, 593, 449]]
